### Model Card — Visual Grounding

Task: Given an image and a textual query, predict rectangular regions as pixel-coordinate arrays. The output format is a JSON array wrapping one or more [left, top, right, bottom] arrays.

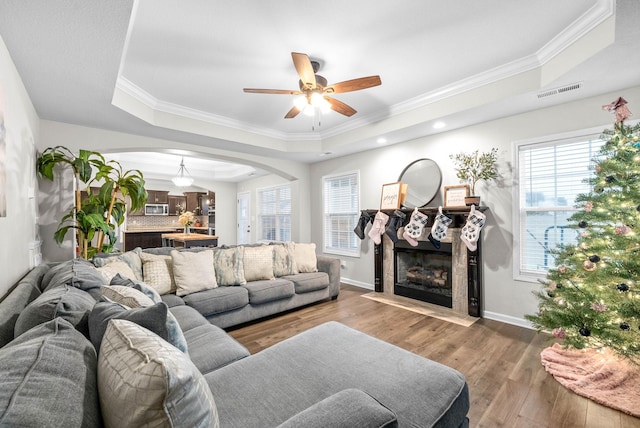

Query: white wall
[[0, 36, 41, 297], [310, 86, 640, 325]]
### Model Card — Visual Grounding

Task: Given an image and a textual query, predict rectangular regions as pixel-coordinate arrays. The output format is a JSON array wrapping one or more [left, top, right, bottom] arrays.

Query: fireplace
[[394, 240, 453, 308]]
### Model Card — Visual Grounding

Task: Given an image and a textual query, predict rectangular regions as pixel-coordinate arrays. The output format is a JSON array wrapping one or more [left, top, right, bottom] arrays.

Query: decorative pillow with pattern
[[92, 247, 143, 281], [243, 245, 275, 282], [272, 242, 298, 277], [96, 260, 137, 283], [171, 249, 218, 296], [139, 252, 175, 295], [213, 246, 246, 286], [98, 319, 219, 428], [293, 243, 318, 273]]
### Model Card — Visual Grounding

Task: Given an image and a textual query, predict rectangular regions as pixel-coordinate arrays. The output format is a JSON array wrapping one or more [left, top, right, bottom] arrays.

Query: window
[[513, 129, 605, 281], [323, 171, 360, 256], [257, 185, 291, 242]]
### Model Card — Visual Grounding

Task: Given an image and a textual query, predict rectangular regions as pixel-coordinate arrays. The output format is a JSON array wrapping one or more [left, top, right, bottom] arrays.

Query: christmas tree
[[526, 97, 640, 362]]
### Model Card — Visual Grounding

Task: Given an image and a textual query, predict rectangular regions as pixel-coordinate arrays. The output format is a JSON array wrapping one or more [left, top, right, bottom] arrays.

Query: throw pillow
[[100, 285, 188, 353], [88, 301, 169, 353], [97, 259, 137, 283], [243, 245, 275, 281], [109, 273, 163, 303], [139, 252, 176, 295], [92, 247, 143, 280], [294, 242, 318, 273], [14, 285, 96, 339], [213, 246, 246, 286], [0, 318, 101, 427], [272, 242, 298, 276], [41, 258, 105, 297], [98, 319, 219, 428], [171, 249, 217, 296]]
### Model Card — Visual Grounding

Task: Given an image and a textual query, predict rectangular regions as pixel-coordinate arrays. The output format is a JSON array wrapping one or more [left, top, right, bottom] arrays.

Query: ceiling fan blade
[[325, 76, 381, 94], [284, 106, 301, 119], [291, 52, 316, 90], [243, 88, 301, 95], [325, 96, 357, 117]]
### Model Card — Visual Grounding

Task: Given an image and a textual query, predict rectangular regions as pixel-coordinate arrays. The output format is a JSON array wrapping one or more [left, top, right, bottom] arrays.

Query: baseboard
[[340, 278, 374, 290], [483, 311, 535, 330]]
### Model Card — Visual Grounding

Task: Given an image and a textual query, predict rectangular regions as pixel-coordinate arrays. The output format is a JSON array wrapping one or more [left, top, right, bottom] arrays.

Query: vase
[[184, 226, 190, 234]]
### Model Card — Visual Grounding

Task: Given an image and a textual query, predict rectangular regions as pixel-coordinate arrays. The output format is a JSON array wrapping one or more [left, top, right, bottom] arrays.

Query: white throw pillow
[[293, 243, 318, 273], [97, 260, 137, 283], [171, 250, 217, 296], [243, 245, 275, 282], [139, 252, 175, 295], [100, 285, 155, 308], [98, 319, 219, 428]]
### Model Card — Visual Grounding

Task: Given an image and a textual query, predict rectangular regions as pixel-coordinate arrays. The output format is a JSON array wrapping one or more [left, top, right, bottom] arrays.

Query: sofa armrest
[[276, 388, 397, 428], [316, 255, 340, 298]]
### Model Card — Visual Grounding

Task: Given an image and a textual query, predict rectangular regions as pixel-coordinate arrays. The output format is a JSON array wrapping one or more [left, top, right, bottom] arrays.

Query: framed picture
[[380, 182, 404, 210], [443, 185, 469, 208]]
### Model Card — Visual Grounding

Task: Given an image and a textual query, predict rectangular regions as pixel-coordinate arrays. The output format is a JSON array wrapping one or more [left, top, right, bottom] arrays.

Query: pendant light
[[172, 157, 194, 187]]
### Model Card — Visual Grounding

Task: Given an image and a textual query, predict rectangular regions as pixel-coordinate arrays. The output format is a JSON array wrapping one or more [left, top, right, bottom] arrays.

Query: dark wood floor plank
[[227, 285, 638, 427]]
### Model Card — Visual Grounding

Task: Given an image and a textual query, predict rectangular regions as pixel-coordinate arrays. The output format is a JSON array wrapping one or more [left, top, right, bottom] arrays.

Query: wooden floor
[[228, 284, 640, 428]]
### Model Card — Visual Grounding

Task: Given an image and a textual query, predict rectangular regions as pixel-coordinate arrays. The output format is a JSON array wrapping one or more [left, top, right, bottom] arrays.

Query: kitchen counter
[[123, 227, 212, 251], [125, 226, 210, 233]]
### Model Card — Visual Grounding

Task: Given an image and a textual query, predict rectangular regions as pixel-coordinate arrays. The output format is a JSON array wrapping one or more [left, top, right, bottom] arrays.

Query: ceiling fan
[[243, 52, 381, 119]]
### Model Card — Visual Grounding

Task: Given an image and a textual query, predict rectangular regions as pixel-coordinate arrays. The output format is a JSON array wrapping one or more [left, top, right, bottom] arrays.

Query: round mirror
[[398, 158, 442, 208]]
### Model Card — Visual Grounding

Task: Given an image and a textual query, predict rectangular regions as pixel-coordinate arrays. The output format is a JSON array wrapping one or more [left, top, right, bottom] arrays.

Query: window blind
[[258, 185, 291, 241], [323, 172, 359, 256]]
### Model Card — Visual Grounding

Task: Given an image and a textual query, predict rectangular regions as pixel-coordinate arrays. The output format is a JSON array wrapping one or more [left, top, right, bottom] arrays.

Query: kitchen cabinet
[[184, 192, 206, 215], [123, 231, 163, 251], [147, 190, 169, 204], [168, 195, 187, 215]]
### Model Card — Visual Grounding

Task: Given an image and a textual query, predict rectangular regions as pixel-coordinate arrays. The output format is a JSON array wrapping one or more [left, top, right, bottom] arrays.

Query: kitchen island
[[123, 227, 213, 251], [161, 232, 218, 248]]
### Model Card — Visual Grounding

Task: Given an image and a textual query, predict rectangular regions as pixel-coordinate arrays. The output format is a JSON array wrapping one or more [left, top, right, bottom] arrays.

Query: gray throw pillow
[[110, 273, 163, 303], [14, 285, 96, 339], [0, 318, 101, 427], [41, 259, 106, 299], [88, 301, 169, 352]]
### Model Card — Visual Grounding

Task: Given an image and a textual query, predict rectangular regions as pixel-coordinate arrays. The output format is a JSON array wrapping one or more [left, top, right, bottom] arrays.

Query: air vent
[[537, 82, 583, 99]]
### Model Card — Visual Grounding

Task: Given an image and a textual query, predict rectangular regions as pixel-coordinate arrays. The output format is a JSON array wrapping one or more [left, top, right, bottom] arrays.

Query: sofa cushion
[[110, 273, 163, 303], [272, 242, 298, 276], [0, 318, 101, 427], [14, 285, 96, 338], [139, 252, 176, 294], [276, 389, 398, 428], [214, 246, 246, 286], [171, 249, 218, 296], [182, 323, 251, 375], [182, 286, 249, 317], [93, 247, 143, 280], [282, 272, 330, 294], [161, 293, 186, 308], [98, 319, 219, 428], [244, 279, 295, 304], [243, 245, 275, 282], [293, 243, 318, 273], [88, 301, 169, 353], [96, 259, 137, 282], [100, 285, 188, 354], [41, 258, 105, 298]]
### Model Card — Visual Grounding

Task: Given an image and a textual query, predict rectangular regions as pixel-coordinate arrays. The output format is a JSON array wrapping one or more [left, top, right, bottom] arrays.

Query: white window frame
[[512, 126, 606, 283], [322, 170, 360, 257], [257, 184, 291, 242]]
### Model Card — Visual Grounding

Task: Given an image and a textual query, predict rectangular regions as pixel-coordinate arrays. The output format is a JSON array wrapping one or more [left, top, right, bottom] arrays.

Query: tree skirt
[[540, 343, 640, 417]]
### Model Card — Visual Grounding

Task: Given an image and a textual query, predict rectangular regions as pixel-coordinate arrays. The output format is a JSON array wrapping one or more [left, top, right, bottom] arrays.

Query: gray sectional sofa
[[0, 243, 470, 427]]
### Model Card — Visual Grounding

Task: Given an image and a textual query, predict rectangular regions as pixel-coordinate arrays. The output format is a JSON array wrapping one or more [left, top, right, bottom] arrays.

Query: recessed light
[[433, 121, 446, 129], [376, 137, 387, 144]]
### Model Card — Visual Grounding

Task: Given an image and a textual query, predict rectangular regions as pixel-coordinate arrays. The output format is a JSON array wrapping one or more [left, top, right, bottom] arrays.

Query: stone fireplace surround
[[368, 207, 484, 317]]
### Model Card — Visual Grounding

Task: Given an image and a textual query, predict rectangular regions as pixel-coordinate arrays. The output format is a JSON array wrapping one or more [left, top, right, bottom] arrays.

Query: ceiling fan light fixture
[[293, 95, 308, 110], [172, 157, 194, 187], [302, 104, 316, 117]]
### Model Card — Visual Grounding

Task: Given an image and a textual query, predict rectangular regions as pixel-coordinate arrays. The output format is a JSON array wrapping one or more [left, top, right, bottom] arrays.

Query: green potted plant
[[449, 148, 499, 206], [37, 146, 147, 259]]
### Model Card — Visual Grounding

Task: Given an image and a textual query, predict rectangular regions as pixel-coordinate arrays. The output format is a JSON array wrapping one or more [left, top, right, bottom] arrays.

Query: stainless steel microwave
[[144, 204, 169, 215]]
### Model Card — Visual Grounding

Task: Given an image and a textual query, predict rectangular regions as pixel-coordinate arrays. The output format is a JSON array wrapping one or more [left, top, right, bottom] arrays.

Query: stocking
[[402, 208, 429, 246], [460, 205, 486, 251], [353, 210, 372, 240], [385, 210, 406, 244], [427, 206, 452, 249], [368, 211, 389, 245]]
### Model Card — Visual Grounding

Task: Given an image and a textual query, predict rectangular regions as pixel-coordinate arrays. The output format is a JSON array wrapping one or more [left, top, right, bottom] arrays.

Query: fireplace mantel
[[369, 207, 485, 317]]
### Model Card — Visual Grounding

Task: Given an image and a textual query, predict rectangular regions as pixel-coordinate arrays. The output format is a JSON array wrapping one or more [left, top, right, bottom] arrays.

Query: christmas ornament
[[617, 283, 629, 292], [583, 260, 596, 271], [591, 302, 607, 312], [595, 164, 602, 173], [588, 255, 600, 263], [605, 175, 615, 183], [602, 96, 632, 123], [547, 281, 557, 291], [620, 322, 631, 331], [584, 201, 593, 212], [578, 221, 588, 228], [594, 185, 604, 193], [615, 225, 630, 235], [557, 265, 567, 273], [579, 326, 591, 337], [552, 327, 566, 339]]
